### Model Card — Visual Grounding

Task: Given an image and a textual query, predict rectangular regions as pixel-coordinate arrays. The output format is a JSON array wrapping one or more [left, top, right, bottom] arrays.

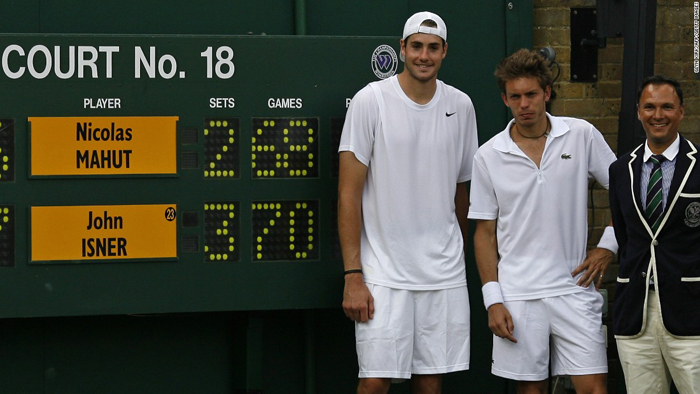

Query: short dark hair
[[494, 49, 553, 94], [636, 75, 684, 105]]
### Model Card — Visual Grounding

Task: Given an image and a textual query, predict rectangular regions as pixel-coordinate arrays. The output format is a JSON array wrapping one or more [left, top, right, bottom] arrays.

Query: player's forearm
[[473, 220, 499, 284]]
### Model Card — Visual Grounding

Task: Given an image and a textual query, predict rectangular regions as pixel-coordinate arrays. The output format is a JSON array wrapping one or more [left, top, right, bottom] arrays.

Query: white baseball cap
[[400, 11, 447, 61]]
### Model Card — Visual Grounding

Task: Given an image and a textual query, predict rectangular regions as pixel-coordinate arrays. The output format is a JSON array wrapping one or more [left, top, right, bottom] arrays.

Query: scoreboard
[[0, 34, 400, 318]]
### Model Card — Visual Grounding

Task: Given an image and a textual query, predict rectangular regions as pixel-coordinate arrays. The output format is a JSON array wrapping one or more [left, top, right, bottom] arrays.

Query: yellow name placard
[[31, 204, 177, 262], [29, 116, 178, 176]]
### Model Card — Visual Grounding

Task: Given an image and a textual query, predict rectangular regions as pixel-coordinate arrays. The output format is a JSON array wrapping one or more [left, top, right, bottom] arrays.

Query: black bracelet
[[344, 269, 363, 275]]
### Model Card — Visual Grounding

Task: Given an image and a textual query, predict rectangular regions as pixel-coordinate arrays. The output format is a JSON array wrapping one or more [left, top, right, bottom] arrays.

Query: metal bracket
[[571, 8, 601, 82]]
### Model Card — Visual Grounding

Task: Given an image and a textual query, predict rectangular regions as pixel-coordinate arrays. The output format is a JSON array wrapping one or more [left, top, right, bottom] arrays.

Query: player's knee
[[357, 377, 391, 394]]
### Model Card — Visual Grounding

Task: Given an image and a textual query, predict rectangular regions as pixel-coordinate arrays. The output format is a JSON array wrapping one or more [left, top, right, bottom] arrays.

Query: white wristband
[[482, 281, 504, 310], [596, 226, 618, 255]]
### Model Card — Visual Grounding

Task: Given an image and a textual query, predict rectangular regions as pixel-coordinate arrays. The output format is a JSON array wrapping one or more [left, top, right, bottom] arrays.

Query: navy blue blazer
[[609, 135, 700, 337]]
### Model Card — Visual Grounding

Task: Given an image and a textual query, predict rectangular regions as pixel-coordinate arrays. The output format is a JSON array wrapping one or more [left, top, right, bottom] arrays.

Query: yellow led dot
[[3, 208, 8, 214], [289, 120, 294, 126], [290, 236, 295, 242], [223, 121, 228, 127], [296, 170, 302, 176], [263, 170, 269, 176], [252, 162, 257, 168], [290, 219, 295, 225], [229, 246, 235, 252], [295, 120, 301, 126], [308, 128, 313, 135], [296, 203, 301, 209], [308, 153, 314, 159], [308, 235, 313, 242], [264, 203, 269, 209], [257, 129, 263, 135], [263, 228, 269, 234], [270, 120, 275, 126], [223, 254, 228, 260], [309, 228, 314, 234], [290, 146, 296, 151], [264, 121, 269, 127], [216, 170, 222, 176], [223, 229, 228, 235], [251, 137, 256, 143], [209, 121, 215, 127], [270, 146, 275, 152], [257, 170, 262, 176], [257, 245, 262, 251], [283, 162, 288, 168], [290, 244, 295, 250], [302, 252, 308, 258], [216, 154, 222, 160], [0, 225, 2, 231], [216, 120, 222, 127], [216, 229, 222, 235], [302, 120, 307, 126], [229, 212, 235, 219], [276, 162, 281, 168], [251, 146, 256, 152], [308, 137, 314, 143], [270, 220, 275, 226], [296, 252, 301, 258], [257, 146, 263, 152], [308, 162, 314, 168], [284, 129, 289, 135], [230, 137, 235, 144], [204, 170, 209, 177], [257, 253, 263, 259], [209, 254, 215, 260], [229, 237, 235, 243], [290, 212, 295, 217], [252, 154, 257, 160], [289, 170, 294, 176], [290, 228, 295, 234], [276, 153, 281, 160], [284, 153, 289, 159], [223, 220, 228, 226], [308, 210, 313, 217], [204, 204, 210, 210], [209, 162, 215, 169], [257, 236, 262, 242], [308, 219, 314, 225], [205, 246, 209, 252], [264, 145, 269, 151], [2, 216, 7, 223], [257, 203, 262, 209], [276, 204, 281, 209], [284, 137, 289, 143], [270, 170, 275, 176], [229, 129, 234, 135], [301, 203, 307, 209], [204, 129, 209, 135], [216, 203, 222, 210], [308, 244, 314, 250], [302, 145, 308, 151]]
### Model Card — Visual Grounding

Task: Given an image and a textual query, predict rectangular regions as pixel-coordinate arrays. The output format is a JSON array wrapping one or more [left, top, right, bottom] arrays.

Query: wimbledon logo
[[371, 45, 398, 79]]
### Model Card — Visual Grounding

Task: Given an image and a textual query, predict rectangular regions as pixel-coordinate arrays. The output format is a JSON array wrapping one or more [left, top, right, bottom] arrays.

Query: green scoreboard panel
[[0, 34, 400, 318]]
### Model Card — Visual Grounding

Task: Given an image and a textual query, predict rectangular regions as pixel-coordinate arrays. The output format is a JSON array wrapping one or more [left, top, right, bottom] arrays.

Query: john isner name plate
[[30, 204, 177, 263]]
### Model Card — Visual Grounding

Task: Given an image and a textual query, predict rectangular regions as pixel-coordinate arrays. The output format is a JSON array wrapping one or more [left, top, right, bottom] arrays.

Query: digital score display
[[204, 118, 240, 179], [204, 202, 240, 262], [0, 119, 13, 182], [29, 116, 178, 177], [30, 204, 178, 263], [251, 118, 319, 178], [252, 200, 319, 261], [0, 206, 14, 267]]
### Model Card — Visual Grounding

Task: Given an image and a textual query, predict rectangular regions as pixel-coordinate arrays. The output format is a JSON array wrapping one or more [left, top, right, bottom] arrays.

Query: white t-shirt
[[339, 76, 478, 290], [468, 114, 616, 300]]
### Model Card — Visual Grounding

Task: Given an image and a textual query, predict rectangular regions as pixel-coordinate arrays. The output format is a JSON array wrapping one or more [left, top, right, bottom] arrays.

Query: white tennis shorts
[[492, 288, 608, 381], [355, 283, 471, 379]]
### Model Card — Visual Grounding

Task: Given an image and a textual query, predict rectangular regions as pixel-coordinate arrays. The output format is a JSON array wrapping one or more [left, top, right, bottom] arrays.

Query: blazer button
[[642, 272, 647, 277], [652, 240, 659, 246]]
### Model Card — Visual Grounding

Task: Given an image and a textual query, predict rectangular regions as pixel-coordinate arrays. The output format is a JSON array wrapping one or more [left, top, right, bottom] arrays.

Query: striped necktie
[[645, 154, 666, 232]]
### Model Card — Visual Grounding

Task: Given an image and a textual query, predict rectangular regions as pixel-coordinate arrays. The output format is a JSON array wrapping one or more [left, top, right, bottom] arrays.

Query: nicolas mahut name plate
[[29, 116, 178, 176]]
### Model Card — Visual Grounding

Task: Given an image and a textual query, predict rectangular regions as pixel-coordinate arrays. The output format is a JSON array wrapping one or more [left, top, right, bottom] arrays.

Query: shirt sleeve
[[587, 124, 617, 190], [457, 98, 479, 183], [467, 150, 499, 220], [338, 85, 378, 167]]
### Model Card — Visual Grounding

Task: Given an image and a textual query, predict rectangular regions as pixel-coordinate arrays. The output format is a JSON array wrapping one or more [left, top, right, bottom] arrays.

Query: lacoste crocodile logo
[[561, 154, 572, 159]]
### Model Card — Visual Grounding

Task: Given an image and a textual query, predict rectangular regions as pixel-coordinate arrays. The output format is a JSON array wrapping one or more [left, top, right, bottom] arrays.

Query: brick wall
[[533, 0, 699, 393]]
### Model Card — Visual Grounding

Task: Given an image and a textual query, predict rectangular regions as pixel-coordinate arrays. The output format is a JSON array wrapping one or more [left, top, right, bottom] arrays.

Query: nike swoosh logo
[[446, 112, 456, 117]]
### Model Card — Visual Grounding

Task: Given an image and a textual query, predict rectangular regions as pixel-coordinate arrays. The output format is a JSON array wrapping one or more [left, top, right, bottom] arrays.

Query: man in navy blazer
[[609, 75, 700, 394]]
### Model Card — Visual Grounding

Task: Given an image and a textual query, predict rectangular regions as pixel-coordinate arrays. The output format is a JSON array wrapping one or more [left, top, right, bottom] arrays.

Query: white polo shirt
[[468, 114, 616, 300]]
